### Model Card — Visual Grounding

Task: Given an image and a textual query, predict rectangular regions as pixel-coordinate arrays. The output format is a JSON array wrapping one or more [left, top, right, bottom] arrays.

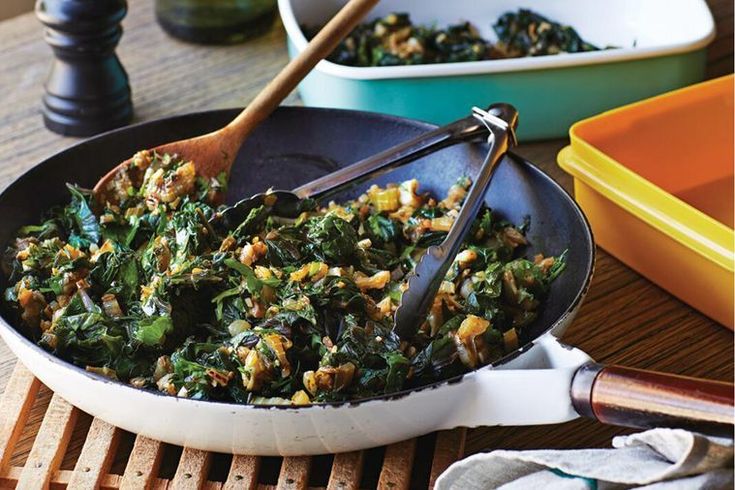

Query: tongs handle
[[393, 104, 519, 340], [572, 362, 734, 437], [293, 111, 491, 200], [213, 106, 499, 227]]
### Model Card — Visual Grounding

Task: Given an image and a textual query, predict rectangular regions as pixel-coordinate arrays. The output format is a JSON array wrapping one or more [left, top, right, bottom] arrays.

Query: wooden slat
[[223, 455, 260, 490], [16, 393, 78, 490], [276, 456, 311, 490], [0, 435, 469, 490], [68, 418, 121, 490], [378, 439, 416, 490], [0, 465, 23, 488], [429, 429, 466, 489], [170, 447, 212, 489], [99, 472, 123, 489], [151, 477, 170, 490], [120, 436, 165, 490], [327, 451, 363, 490], [3, 467, 124, 488], [0, 362, 41, 472]]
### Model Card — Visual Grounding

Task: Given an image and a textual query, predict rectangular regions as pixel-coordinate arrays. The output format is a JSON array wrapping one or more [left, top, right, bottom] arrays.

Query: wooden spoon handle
[[219, 0, 379, 147], [571, 362, 734, 437]]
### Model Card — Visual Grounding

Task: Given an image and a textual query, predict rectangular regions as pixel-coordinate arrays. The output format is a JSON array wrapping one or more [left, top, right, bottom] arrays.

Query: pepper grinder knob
[[36, 0, 133, 136]]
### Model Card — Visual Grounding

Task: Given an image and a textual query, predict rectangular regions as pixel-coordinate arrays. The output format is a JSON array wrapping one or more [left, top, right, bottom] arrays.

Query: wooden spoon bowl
[[93, 0, 379, 206]]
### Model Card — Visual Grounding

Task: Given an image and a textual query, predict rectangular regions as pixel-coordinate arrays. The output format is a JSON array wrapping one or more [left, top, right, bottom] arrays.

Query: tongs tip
[[472, 105, 518, 147]]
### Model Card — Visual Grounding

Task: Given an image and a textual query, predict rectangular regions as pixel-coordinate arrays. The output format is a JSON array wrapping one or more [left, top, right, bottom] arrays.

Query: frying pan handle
[[437, 337, 593, 430], [571, 363, 734, 437]]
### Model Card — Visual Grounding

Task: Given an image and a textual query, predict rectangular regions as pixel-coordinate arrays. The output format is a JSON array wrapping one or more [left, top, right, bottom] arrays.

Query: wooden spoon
[[93, 0, 379, 206]]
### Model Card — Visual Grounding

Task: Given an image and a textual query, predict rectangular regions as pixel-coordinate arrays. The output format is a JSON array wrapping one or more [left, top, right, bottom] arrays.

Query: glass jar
[[155, 0, 277, 44]]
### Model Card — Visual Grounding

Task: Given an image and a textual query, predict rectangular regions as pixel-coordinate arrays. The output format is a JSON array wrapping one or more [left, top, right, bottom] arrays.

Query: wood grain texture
[[119, 436, 165, 490], [0, 363, 40, 473], [276, 456, 311, 490], [16, 394, 77, 489], [378, 439, 416, 490], [170, 447, 212, 489], [327, 451, 363, 490], [223, 455, 260, 490], [429, 430, 466, 490], [0, 0, 731, 478], [589, 365, 734, 435], [67, 418, 120, 490]]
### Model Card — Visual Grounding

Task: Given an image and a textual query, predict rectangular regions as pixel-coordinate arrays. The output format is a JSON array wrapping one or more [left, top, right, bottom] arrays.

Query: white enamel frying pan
[[0, 107, 731, 455]]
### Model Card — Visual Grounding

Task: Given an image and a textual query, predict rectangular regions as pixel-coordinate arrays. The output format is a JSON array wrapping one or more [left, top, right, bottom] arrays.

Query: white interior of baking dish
[[279, 0, 716, 79]]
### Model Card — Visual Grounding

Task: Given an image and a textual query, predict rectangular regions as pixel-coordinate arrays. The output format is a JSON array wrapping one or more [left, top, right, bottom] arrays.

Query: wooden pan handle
[[571, 362, 734, 437]]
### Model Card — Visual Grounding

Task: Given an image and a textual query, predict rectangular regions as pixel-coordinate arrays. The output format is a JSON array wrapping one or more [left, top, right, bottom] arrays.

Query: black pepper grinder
[[36, 0, 133, 136]]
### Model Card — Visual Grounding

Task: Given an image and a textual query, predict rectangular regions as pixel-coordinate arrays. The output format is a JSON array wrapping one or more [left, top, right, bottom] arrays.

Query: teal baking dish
[[278, 0, 715, 140]]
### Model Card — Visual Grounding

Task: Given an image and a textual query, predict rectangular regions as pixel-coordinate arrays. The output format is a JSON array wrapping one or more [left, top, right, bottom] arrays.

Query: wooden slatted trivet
[[0, 362, 466, 489]]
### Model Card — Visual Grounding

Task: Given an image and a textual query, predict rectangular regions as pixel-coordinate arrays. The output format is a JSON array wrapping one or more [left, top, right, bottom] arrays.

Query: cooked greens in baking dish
[[2, 152, 564, 405], [307, 9, 601, 67]]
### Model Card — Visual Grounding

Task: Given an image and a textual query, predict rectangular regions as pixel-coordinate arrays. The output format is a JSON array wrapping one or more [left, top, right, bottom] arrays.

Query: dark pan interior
[[0, 106, 593, 368]]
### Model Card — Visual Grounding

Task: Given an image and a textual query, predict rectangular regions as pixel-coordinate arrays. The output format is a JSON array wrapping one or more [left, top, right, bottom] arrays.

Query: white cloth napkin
[[436, 429, 733, 489]]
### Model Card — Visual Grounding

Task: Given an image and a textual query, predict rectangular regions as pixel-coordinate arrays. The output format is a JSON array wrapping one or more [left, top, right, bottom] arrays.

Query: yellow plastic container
[[558, 75, 734, 329]]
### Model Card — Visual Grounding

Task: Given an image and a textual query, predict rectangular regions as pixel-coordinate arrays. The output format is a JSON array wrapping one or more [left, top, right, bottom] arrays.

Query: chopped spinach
[[3, 155, 566, 405], [306, 9, 602, 68]]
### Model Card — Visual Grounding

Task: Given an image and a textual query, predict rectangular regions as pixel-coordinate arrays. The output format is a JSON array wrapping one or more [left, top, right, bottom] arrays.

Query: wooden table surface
[[0, 0, 732, 463]]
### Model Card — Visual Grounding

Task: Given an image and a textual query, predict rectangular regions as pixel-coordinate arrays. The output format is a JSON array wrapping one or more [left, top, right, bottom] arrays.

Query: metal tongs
[[211, 105, 499, 227], [393, 104, 518, 339], [211, 103, 518, 341]]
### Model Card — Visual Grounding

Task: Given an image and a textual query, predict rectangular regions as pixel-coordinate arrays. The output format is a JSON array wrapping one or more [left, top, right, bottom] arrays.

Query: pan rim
[[0, 106, 595, 411]]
